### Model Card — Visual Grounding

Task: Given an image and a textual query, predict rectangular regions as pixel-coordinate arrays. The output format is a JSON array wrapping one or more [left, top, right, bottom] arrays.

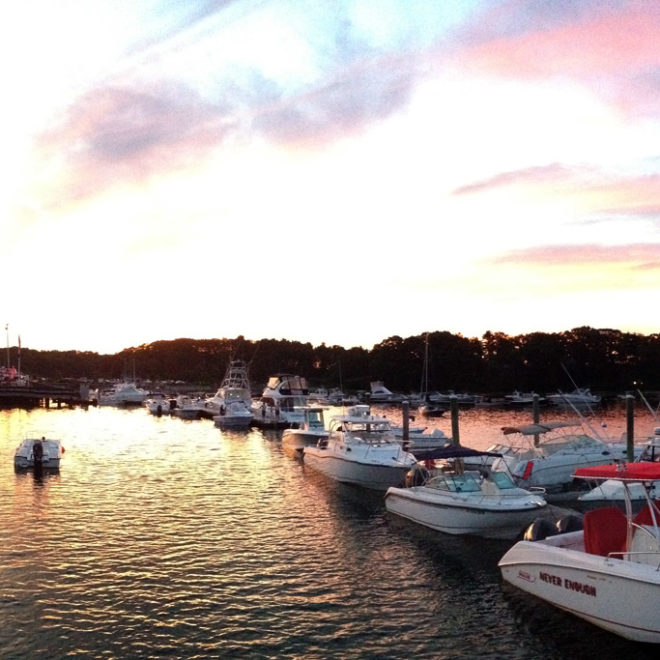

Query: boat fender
[[523, 517, 557, 541], [522, 461, 534, 480], [555, 514, 583, 534]]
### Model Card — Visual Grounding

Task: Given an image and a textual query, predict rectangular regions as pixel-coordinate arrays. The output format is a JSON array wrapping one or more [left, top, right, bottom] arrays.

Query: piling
[[401, 400, 410, 450], [533, 393, 540, 447], [626, 394, 635, 462], [450, 395, 460, 446]]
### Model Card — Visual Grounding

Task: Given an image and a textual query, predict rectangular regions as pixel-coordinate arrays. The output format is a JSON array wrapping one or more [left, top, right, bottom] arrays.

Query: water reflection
[[1, 405, 658, 658]]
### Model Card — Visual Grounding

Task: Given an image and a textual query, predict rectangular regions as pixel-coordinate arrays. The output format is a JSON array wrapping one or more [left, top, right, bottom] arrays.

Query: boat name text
[[539, 571, 596, 597]]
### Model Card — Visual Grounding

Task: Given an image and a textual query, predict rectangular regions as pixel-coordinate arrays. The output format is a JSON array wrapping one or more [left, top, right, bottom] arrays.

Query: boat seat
[[633, 501, 660, 527], [583, 506, 627, 557]]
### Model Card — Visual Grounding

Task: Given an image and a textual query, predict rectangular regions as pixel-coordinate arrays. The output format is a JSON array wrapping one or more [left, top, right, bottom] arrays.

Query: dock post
[[533, 393, 540, 447], [401, 400, 410, 450], [450, 395, 460, 447], [626, 393, 635, 462]]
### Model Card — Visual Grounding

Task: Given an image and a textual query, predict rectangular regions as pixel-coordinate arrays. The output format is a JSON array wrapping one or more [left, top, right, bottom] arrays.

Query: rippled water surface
[[1, 404, 658, 658]]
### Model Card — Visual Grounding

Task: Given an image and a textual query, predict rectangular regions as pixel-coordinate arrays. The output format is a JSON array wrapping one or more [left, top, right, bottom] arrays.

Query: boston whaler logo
[[539, 571, 597, 597]]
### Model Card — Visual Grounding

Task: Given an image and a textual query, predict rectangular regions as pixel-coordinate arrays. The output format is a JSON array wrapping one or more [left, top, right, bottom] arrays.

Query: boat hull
[[14, 456, 61, 471], [499, 534, 660, 643], [385, 488, 545, 539], [303, 448, 411, 490], [281, 430, 329, 453]]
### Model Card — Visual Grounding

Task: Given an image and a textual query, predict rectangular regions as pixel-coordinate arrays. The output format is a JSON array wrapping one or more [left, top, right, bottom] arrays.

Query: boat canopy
[[574, 462, 660, 482], [412, 445, 502, 461], [501, 421, 576, 436]]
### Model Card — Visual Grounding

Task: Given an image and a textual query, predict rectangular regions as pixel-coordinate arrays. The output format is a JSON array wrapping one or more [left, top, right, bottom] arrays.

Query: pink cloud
[[454, 1, 660, 115], [35, 84, 234, 208], [452, 163, 580, 195], [491, 243, 660, 270]]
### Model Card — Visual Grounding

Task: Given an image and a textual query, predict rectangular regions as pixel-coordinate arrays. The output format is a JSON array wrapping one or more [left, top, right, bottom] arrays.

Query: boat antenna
[[637, 389, 659, 423], [561, 393, 606, 441]]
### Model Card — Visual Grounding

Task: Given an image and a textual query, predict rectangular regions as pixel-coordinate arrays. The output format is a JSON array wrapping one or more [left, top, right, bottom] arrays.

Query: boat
[[302, 406, 417, 490], [385, 446, 547, 539], [578, 428, 660, 507], [251, 374, 310, 429], [369, 381, 403, 404], [488, 421, 643, 500], [14, 436, 64, 471], [282, 406, 329, 456], [505, 391, 545, 406], [145, 393, 174, 416], [97, 380, 149, 406], [546, 388, 601, 407], [499, 462, 660, 643], [172, 395, 213, 419], [392, 426, 453, 455], [416, 336, 446, 417], [207, 360, 253, 428]]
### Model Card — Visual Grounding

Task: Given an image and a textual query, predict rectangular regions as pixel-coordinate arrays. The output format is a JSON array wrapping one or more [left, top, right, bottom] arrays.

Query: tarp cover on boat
[[411, 445, 502, 461], [574, 463, 660, 481]]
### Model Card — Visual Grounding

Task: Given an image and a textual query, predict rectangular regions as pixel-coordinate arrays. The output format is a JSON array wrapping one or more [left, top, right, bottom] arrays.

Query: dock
[[0, 382, 94, 409]]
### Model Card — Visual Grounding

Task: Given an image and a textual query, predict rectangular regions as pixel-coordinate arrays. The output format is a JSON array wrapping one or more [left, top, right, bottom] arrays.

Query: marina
[[1, 403, 659, 658]]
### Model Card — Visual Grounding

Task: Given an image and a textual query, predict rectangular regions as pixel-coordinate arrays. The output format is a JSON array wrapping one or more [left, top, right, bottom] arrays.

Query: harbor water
[[1, 403, 658, 659]]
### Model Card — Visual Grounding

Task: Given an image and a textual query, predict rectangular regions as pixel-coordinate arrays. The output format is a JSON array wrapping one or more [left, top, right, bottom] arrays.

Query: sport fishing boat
[[384, 446, 547, 539], [499, 462, 660, 643], [14, 436, 65, 471], [303, 406, 417, 490], [208, 360, 253, 429]]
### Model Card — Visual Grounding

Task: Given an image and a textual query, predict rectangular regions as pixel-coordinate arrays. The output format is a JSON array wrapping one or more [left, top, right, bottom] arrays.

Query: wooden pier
[[0, 382, 94, 409]]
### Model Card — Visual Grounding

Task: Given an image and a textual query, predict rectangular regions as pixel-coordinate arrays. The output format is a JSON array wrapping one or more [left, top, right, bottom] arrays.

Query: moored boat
[[251, 374, 310, 429], [208, 360, 253, 428], [14, 436, 65, 471], [385, 446, 547, 539], [282, 407, 329, 456], [302, 406, 416, 490], [499, 462, 660, 643]]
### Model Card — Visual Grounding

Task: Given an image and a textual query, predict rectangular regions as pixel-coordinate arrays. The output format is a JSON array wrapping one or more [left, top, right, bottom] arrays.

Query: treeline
[[12, 326, 660, 396]]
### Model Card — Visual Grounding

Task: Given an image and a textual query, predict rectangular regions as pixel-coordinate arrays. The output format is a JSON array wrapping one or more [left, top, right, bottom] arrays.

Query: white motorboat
[[505, 391, 545, 406], [489, 421, 642, 499], [97, 381, 149, 406], [499, 462, 660, 643], [145, 393, 174, 416], [578, 429, 660, 507], [302, 406, 417, 490], [385, 447, 547, 539], [369, 381, 403, 403], [546, 388, 601, 407], [282, 407, 329, 456], [208, 360, 253, 428], [14, 436, 64, 471], [398, 428, 453, 455], [251, 374, 310, 428], [172, 395, 213, 419]]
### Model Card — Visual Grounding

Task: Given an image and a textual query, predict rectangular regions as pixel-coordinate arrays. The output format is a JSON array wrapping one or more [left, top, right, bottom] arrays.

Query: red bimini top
[[574, 462, 660, 482]]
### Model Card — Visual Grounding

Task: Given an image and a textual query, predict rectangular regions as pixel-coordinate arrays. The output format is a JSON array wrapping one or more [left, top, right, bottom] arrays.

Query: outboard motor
[[405, 464, 429, 487], [523, 517, 558, 541], [555, 514, 583, 534]]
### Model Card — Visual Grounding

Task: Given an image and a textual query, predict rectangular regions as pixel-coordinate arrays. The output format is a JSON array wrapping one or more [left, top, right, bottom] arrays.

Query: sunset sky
[[2, 0, 659, 355]]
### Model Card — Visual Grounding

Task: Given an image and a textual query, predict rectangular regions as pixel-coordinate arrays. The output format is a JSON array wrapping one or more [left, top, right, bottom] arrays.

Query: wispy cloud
[[491, 242, 660, 269]]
